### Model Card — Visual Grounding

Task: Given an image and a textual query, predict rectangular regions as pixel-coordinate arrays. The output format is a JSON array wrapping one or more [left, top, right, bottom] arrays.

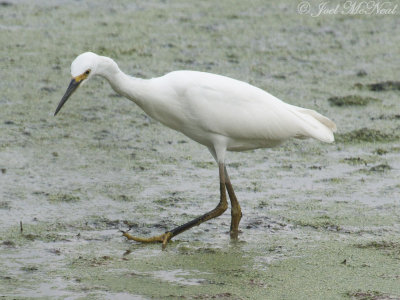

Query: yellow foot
[[122, 231, 173, 250]]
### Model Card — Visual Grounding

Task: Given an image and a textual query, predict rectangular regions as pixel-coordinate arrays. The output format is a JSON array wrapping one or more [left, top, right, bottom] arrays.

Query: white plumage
[[55, 52, 336, 248], [144, 71, 336, 152]]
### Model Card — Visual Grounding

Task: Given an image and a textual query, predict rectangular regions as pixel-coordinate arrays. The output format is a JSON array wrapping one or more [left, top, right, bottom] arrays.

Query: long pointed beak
[[54, 78, 81, 116]]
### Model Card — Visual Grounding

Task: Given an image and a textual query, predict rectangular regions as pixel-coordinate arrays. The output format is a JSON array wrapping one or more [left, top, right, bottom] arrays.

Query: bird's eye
[[85, 70, 91, 75]]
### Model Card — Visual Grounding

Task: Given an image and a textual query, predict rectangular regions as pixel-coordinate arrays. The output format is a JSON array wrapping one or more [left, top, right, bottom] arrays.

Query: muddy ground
[[1, 0, 400, 299]]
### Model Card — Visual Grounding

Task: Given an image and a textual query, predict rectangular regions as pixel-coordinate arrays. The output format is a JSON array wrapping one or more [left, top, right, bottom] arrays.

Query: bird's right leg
[[224, 166, 242, 239], [123, 163, 228, 249]]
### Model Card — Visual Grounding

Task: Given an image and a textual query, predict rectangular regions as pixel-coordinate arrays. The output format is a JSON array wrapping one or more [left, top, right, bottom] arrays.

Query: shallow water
[[1, 0, 400, 299]]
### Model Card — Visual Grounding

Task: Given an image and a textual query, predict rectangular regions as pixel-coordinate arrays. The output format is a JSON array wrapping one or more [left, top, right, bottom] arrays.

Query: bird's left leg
[[123, 163, 228, 249], [224, 166, 242, 239]]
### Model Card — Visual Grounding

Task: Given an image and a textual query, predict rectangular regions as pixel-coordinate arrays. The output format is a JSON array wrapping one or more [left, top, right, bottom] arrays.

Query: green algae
[[346, 290, 395, 300], [192, 161, 215, 169], [368, 163, 392, 173], [355, 241, 400, 259], [356, 81, 400, 92], [370, 114, 400, 121], [268, 199, 399, 231], [48, 193, 81, 203], [373, 148, 389, 156], [1, 221, 71, 246], [265, 241, 400, 299], [328, 95, 380, 107], [3, 202, 400, 299], [64, 245, 269, 299], [1, 0, 400, 299], [0, 201, 11, 210], [342, 157, 368, 166], [53, 226, 400, 299], [336, 128, 398, 144]]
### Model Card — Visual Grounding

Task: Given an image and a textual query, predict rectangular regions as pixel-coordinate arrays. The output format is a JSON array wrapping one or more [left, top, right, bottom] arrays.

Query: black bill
[[54, 78, 81, 116]]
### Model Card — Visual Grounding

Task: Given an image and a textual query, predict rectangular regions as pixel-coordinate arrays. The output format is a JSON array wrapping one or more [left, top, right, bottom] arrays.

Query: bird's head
[[54, 52, 100, 116]]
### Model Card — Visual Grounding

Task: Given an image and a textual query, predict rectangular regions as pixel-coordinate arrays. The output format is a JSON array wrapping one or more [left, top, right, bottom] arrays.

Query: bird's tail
[[287, 104, 337, 143]]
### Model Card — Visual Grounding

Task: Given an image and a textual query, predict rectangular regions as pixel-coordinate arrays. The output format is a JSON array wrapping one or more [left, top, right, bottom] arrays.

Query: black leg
[[123, 163, 229, 249], [224, 166, 242, 239]]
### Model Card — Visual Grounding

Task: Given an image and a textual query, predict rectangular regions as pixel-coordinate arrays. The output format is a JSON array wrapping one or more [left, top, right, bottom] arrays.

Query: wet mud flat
[[1, 0, 400, 299]]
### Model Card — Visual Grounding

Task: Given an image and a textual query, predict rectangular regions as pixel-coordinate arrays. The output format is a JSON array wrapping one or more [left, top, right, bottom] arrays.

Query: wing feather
[[163, 71, 336, 147]]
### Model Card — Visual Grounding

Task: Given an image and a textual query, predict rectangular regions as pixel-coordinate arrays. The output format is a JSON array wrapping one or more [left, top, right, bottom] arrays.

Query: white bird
[[55, 52, 337, 249]]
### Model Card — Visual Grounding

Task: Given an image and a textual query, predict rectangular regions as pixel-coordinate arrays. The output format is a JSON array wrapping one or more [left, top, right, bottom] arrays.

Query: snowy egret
[[55, 52, 337, 249]]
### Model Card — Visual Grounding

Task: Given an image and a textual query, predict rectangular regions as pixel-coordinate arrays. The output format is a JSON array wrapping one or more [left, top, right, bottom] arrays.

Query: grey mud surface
[[1, 1, 400, 299]]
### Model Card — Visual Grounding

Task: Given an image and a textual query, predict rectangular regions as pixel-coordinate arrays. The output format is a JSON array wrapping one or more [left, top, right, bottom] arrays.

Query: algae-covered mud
[[1, 0, 400, 299]]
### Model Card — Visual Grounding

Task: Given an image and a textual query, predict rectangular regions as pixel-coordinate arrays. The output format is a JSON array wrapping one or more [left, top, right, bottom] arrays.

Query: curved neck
[[96, 56, 151, 106], [93, 57, 182, 132]]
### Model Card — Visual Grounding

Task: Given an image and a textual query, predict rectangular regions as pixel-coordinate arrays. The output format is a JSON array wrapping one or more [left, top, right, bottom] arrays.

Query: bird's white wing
[[164, 71, 335, 147]]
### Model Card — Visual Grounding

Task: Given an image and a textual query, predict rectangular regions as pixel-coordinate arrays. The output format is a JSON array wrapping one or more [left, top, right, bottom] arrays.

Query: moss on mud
[[336, 128, 398, 144], [1, 0, 400, 299], [328, 95, 380, 107]]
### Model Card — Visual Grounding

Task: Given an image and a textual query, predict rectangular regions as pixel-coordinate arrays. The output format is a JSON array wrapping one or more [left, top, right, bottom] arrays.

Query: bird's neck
[[96, 56, 152, 107], [96, 57, 181, 131]]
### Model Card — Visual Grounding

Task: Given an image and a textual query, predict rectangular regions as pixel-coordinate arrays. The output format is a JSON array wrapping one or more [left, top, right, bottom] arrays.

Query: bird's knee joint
[[231, 210, 242, 218]]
